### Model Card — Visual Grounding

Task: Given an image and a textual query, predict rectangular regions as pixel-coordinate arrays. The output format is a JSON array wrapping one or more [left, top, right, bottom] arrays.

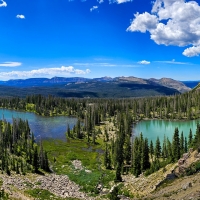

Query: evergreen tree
[[124, 135, 131, 165], [162, 135, 167, 159], [141, 138, 150, 171], [33, 145, 39, 172], [180, 131, 184, 156], [184, 137, 188, 153], [76, 119, 81, 139], [104, 144, 111, 169], [155, 137, 161, 159], [193, 123, 200, 148], [172, 127, 180, 161], [188, 128, 193, 147], [166, 138, 172, 161], [132, 137, 141, 177], [149, 140, 154, 161]]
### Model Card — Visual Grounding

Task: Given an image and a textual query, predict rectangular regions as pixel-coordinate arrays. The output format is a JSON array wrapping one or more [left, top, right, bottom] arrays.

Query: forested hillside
[[0, 76, 191, 98], [0, 118, 49, 175], [0, 90, 199, 199]]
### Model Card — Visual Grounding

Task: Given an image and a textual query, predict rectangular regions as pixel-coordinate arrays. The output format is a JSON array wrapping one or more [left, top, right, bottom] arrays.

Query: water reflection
[[0, 109, 77, 140], [133, 119, 200, 144]]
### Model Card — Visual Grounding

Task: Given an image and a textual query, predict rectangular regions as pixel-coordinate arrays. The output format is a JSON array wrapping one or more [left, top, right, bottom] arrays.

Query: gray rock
[[182, 182, 192, 190]]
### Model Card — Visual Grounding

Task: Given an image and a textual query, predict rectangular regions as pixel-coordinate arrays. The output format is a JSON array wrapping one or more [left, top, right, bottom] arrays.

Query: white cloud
[[110, 0, 133, 3], [127, 12, 158, 33], [155, 60, 189, 64], [98, 0, 104, 4], [138, 60, 151, 65], [16, 15, 25, 19], [183, 46, 200, 57], [0, 0, 7, 7], [0, 62, 22, 67], [127, 0, 200, 57], [0, 66, 91, 80], [90, 6, 98, 12]]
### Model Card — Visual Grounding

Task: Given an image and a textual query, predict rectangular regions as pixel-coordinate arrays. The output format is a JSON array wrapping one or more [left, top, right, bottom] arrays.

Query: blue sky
[[0, 0, 200, 80]]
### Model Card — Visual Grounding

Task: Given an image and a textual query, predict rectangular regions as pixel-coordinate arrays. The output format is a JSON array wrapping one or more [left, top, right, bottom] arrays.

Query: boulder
[[182, 182, 192, 190]]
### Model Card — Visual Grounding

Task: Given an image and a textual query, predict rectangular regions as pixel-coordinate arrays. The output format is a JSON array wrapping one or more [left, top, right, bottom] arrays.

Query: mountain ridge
[[0, 76, 191, 92], [0, 76, 192, 98]]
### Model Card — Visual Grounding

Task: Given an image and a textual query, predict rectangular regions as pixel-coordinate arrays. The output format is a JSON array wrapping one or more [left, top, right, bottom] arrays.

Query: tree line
[[0, 118, 49, 175], [0, 92, 200, 180]]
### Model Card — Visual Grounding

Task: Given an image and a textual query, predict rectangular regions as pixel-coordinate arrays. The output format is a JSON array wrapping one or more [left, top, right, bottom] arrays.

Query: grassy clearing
[[43, 139, 114, 194]]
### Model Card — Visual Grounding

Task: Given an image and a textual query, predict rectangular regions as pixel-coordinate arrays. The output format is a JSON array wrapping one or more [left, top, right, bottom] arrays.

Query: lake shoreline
[[132, 118, 200, 144]]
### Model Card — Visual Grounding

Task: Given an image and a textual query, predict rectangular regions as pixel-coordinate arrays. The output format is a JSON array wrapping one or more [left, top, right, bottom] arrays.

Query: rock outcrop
[[1, 173, 95, 200]]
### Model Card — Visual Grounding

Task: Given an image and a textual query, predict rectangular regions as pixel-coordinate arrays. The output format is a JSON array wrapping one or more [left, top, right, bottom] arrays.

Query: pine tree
[[149, 140, 154, 161], [104, 144, 111, 169], [166, 138, 172, 161], [172, 127, 180, 161], [162, 135, 167, 159], [33, 145, 39, 172], [76, 119, 81, 139], [124, 135, 131, 165], [155, 137, 161, 159], [188, 129, 193, 147], [193, 123, 200, 148], [141, 138, 150, 171], [44, 151, 50, 171], [184, 137, 188, 153], [132, 137, 141, 177], [180, 131, 184, 156]]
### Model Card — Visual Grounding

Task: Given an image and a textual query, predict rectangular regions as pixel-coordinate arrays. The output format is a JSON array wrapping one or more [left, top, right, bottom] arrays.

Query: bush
[[108, 186, 120, 200], [185, 161, 200, 176]]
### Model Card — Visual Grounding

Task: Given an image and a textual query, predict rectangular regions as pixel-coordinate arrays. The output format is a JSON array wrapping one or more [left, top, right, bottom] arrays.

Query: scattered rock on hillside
[[72, 160, 83, 170], [182, 182, 192, 190]]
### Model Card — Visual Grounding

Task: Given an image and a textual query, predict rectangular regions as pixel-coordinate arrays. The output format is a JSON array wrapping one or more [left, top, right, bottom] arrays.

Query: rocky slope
[[0, 173, 95, 200], [115, 76, 191, 93], [149, 77, 191, 93], [121, 149, 200, 200]]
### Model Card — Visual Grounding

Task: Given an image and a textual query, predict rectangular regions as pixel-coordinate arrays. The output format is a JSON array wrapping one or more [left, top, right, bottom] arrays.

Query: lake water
[[0, 109, 78, 140], [132, 119, 200, 144]]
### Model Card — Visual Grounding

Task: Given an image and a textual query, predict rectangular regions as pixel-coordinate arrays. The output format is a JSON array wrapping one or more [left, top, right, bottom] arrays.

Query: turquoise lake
[[1, 108, 199, 144], [132, 119, 200, 144], [0, 109, 77, 140]]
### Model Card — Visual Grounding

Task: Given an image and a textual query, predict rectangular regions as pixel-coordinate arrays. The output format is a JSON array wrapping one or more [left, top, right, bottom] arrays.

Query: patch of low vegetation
[[185, 160, 200, 176], [0, 178, 8, 200], [117, 184, 134, 198], [154, 179, 175, 191], [43, 139, 115, 194], [25, 188, 79, 200]]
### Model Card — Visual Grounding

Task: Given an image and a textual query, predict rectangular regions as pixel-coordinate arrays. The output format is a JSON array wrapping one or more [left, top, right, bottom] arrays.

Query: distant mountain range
[[0, 76, 196, 98]]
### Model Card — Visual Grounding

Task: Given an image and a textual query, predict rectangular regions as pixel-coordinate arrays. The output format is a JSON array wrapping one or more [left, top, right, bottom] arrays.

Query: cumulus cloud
[[0, 62, 22, 67], [0, 0, 7, 7], [90, 6, 98, 12], [183, 46, 200, 57], [16, 15, 25, 19], [0, 66, 91, 80], [127, 0, 200, 57], [127, 12, 158, 33], [138, 60, 151, 65]]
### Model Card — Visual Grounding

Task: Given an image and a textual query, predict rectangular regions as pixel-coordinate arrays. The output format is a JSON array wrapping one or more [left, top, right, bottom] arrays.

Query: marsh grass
[[43, 139, 114, 194]]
